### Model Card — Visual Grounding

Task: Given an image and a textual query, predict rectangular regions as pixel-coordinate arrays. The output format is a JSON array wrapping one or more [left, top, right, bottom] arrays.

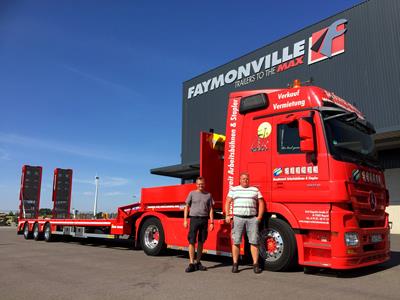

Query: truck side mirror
[[298, 118, 315, 153]]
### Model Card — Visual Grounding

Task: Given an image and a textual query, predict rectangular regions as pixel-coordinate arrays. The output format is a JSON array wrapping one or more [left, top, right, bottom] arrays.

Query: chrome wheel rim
[[24, 224, 29, 237], [44, 226, 50, 240], [144, 225, 159, 249], [264, 229, 284, 262], [33, 225, 39, 238]]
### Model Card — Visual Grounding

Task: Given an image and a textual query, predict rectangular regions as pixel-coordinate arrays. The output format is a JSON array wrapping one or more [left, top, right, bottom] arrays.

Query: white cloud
[[62, 64, 141, 96], [75, 176, 130, 187], [0, 148, 10, 160], [0, 132, 125, 162], [102, 177, 130, 187], [83, 191, 94, 196], [104, 191, 126, 196]]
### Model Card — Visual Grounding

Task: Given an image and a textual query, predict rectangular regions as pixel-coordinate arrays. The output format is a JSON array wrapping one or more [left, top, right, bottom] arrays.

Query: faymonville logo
[[187, 19, 347, 100]]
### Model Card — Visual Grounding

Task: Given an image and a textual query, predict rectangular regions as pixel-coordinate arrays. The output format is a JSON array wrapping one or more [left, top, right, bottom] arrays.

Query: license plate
[[371, 234, 382, 243]]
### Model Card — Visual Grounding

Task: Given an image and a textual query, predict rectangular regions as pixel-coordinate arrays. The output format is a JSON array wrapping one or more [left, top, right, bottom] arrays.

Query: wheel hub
[[267, 237, 278, 253], [263, 229, 284, 262], [144, 225, 160, 249]]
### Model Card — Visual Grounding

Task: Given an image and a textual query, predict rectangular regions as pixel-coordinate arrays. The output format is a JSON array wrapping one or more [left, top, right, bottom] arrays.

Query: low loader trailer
[[18, 81, 390, 272]]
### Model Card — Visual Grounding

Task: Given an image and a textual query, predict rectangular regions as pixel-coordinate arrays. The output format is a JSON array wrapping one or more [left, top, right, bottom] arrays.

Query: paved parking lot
[[0, 226, 399, 300]]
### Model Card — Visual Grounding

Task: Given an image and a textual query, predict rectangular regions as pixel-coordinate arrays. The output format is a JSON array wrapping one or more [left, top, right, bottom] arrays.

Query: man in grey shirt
[[184, 177, 214, 272]]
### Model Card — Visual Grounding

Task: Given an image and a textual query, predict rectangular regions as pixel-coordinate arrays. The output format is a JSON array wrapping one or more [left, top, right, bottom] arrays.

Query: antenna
[[93, 175, 99, 218]]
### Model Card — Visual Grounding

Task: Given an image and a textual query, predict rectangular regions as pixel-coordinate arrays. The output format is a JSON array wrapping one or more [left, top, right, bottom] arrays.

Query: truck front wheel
[[140, 218, 166, 256], [259, 218, 297, 271]]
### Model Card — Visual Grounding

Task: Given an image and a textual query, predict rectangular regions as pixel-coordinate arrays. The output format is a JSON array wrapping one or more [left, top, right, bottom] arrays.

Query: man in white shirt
[[225, 173, 265, 274]]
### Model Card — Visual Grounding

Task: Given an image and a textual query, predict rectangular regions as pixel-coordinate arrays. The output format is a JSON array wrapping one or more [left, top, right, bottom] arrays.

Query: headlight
[[345, 232, 359, 247]]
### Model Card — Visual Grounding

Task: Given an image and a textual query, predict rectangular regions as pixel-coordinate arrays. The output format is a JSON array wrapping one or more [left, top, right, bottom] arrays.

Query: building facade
[[154, 0, 400, 232]]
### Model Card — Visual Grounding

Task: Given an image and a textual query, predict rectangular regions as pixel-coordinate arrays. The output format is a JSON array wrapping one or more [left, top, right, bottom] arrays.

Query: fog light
[[345, 232, 359, 247]]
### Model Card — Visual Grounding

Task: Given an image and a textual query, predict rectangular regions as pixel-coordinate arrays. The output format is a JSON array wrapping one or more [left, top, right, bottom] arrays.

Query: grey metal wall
[[181, 0, 400, 165]]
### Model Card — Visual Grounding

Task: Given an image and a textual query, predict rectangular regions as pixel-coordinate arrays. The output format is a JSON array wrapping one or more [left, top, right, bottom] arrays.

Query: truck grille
[[346, 182, 387, 228]]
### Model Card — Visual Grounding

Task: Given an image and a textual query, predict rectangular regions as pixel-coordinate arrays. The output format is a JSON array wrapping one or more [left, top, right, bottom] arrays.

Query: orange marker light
[[293, 79, 301, 88]]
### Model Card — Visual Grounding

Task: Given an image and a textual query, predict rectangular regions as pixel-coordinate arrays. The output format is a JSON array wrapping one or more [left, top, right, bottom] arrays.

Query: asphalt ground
[[0, 226, 399, 300]]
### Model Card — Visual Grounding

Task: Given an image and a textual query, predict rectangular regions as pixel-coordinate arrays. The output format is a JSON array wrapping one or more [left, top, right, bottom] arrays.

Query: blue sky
[[0, 0, 363, 212]]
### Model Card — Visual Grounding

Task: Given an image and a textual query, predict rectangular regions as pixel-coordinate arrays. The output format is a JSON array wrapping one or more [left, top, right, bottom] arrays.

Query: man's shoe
[[196, 262, 207, 271], [253, 263, 262, 274], [185, 263, 196, 273], [232, 263, 239, 273]]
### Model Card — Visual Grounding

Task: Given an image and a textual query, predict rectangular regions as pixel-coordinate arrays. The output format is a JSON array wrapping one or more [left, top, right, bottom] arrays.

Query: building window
[[278, 122, 301, 154]]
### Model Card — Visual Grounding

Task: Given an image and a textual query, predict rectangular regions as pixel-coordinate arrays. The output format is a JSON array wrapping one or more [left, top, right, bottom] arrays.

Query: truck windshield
[[322, 112, 379, 168]]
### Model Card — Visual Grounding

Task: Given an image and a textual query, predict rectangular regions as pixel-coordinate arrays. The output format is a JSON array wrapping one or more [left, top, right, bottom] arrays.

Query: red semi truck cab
[[222, 81, 390, 270]]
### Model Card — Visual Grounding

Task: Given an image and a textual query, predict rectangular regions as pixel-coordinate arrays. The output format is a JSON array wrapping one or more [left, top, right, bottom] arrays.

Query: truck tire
[[259, 218, 298, 271], [140, 218, 166, 256], [44, 223, 54, 242], [33, 223, 42, 241], [23, 223, 32, 240]]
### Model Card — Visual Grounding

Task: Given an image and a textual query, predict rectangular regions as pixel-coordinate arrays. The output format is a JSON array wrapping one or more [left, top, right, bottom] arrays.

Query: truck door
[[270, 111, 330, 230], [238, 114, 272, 204]]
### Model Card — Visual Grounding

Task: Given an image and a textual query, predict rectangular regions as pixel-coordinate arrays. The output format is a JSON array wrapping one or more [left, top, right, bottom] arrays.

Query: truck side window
[[278, 122, 301, 154]]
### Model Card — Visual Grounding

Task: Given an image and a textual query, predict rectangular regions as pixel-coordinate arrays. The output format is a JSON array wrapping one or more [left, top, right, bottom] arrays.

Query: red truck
[[18, 81, 390, 271]]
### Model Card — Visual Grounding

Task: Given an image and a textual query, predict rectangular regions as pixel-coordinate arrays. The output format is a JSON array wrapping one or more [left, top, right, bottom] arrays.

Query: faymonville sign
[[187, 19, 347, 100]]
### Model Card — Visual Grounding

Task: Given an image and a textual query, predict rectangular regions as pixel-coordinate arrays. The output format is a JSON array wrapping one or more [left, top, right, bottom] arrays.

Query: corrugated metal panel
[[379, 148, 400, 169], [181, 0, 400, 164]]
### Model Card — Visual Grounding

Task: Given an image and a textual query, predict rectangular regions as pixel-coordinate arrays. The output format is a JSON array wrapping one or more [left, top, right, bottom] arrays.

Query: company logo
[[352, 169, 361, 182], [369, 191, 377, 211], [273, 168, 283, 176], [308, 19, 347, 65], [187, 19, 348, 100], [251, 122, 270, 152], [257, 122, 272, 138]]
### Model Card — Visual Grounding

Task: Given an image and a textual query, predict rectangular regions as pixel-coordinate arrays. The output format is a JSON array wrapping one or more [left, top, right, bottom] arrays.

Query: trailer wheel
[[259, 218, 297, 271], [140, 218, 166, 256], [33, 223, 42, 241], [44, 223, 54, 242], [23, 223, 32, 240]]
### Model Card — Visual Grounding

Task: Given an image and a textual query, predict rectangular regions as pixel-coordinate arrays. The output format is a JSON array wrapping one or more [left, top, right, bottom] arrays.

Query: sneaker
[[232, 263, 239, 273], [253, 263, 262, 274], [196, 262, 207, 271], [185, 263, 196, 273]]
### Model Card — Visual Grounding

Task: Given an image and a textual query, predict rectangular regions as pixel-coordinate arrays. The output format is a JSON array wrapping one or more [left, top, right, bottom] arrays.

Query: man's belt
[[234, 215, 256, 218]]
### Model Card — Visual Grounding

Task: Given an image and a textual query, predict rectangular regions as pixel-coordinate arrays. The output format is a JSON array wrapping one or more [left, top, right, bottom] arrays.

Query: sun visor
[[239, 93, 269, 114]]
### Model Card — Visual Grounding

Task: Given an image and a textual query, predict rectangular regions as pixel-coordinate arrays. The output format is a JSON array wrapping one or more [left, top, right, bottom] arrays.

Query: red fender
[[135, 212, 169, 245], [268, 202, 300, 228], [268, 202, 305, 264]]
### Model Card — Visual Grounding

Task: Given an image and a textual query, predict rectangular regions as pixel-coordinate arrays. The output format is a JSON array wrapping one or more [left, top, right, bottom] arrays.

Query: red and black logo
[[308, 19, 347, 65]]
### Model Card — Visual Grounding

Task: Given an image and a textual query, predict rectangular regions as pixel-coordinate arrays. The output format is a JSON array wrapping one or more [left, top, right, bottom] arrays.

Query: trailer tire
[[44, 223, 54, 242], [259, 218, 297, 272], [140, 218, 166, 256], [33, 223, 42, 241], [23, 223, 32, 240]]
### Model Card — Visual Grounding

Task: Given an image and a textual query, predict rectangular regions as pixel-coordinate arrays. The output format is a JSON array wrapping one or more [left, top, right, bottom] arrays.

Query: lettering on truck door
[[271, 112, 330, 230]]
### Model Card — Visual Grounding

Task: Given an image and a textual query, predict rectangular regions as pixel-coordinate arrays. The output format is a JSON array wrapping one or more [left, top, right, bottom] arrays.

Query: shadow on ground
[[303, 251, 400, 278], [56, 237, 399, 277]]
